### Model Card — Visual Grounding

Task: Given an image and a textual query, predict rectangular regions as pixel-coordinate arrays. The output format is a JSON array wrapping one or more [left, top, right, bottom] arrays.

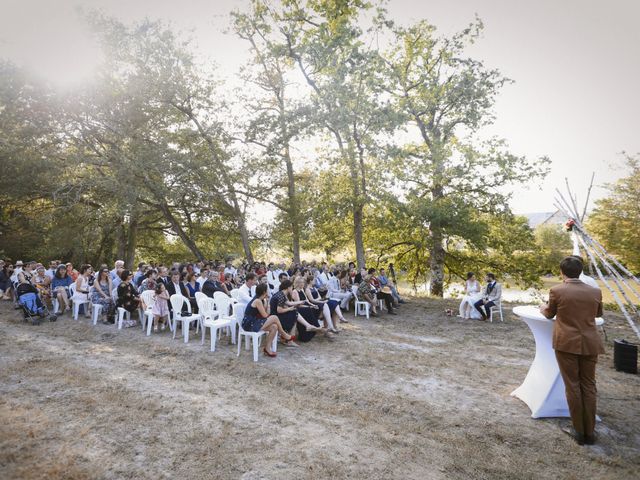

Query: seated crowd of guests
[[0, 258, 405, 354]]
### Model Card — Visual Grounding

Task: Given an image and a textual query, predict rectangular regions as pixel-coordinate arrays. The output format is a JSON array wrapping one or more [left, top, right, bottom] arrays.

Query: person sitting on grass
[[151, 282, 170, 332], [242, 283, 296, 357]]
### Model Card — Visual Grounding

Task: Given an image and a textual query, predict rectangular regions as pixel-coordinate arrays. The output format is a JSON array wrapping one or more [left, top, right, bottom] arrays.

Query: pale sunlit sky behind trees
[[2, 0, 638, 214]]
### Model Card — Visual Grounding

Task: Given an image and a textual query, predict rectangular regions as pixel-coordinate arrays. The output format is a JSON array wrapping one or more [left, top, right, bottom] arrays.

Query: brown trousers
[[555, 350, 598, 437]]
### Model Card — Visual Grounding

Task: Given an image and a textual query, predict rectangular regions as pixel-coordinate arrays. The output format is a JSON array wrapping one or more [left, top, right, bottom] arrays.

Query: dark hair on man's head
[[278, 272, 288, 281], [560, 256, 583, 279], [245, 272, 256, 282], [255, 283, 268, 297], [279, 279, 292, 291], [138, 262, 145, 269], [367, 267, 376, 274], [486, 273, 496, 281], [467, 272, 475, 280]]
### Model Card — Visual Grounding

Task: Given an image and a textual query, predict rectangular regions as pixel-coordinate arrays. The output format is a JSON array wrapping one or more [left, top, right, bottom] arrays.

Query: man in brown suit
[[540, 256, 604, 445]]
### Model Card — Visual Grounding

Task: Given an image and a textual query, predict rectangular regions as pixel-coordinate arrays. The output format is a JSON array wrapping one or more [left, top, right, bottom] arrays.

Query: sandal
[[263, 348, 277, 358]]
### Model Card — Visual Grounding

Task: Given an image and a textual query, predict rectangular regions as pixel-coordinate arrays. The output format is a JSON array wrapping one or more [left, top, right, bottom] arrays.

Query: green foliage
[[587, 155, 640, 273], [534, 224, 572, 274]]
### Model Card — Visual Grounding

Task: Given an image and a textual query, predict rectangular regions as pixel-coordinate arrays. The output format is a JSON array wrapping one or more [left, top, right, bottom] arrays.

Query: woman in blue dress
[[242, 283, 295, 357]]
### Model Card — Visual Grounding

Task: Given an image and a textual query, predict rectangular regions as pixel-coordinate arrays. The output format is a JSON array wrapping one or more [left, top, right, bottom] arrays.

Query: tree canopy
[[0, 1, 557, 294]]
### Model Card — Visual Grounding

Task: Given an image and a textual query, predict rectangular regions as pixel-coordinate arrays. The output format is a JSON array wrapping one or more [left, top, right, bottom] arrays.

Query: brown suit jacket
[[541, 278, 604, 355]]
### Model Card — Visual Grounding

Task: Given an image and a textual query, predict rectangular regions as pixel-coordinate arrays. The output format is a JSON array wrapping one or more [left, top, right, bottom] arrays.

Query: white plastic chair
[[140, 290, 156, 335], [214, 293, 236, 345], [490, 300, 504, 322], [352, 285, 370, 319], [194, 291, 208, 307], [91, 304, 103, 325], [234, 303, 277, 362], [52, 296, 60, 314], [229, 289, 240, 301], [200, 297, 233, 352], [170, 294, 202, 343], [69, 283, 90, 321]]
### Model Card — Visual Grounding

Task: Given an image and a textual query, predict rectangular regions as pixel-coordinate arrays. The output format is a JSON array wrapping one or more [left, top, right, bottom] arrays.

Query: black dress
[[270, 291, 296, 333], [296, 289, 320, 342]]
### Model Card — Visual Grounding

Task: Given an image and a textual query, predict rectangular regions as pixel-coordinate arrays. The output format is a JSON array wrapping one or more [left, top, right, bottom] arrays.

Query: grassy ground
[[0, 298, 638, 479]]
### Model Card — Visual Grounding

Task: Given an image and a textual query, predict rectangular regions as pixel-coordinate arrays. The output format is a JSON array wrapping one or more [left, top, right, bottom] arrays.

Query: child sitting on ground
[[152, 283, 170, 332]]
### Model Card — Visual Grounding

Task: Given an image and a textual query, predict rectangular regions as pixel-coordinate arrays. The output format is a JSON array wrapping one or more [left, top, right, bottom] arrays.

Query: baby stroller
[[16, 282, 57, 325]]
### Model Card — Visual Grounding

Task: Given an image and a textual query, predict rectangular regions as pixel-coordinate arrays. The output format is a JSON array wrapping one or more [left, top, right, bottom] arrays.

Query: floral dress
[[91, 280, 115, 319]]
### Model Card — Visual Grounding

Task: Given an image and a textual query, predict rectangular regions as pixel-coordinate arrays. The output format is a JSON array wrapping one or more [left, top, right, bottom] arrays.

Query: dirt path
[[1, 299, 638, 479]]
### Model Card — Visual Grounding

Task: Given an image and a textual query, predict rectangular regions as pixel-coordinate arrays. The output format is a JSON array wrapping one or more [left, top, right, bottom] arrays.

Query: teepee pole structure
[[553, 181, 640, 341]]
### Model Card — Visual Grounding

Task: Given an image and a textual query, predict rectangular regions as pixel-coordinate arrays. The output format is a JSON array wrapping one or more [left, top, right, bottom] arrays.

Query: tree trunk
[[429, 227, 446, 297], [284, 146, 301, 264], [125, 213, 138, 269], [236, 210, 254, 264], [115, 216, 126, 261], [158, 201, 205, 261], [353, 204, 366, 269]]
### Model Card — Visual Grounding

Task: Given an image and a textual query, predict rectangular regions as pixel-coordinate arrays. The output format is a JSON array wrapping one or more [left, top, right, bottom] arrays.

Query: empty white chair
[[69, 283, 90, 321], [490, 300, 504, 323], [170, 294, 202, 343], [200, 297, 233, 352], [194, 291, 208, 307], [235, 303, 277, 362], [229, 289, 240, 303], [140, 290, 156, 335], [352, 285, 370, 319], [214, 293, 236, 345]]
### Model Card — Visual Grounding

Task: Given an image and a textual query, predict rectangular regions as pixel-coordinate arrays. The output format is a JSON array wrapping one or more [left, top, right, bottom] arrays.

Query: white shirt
[[318, 271, 332, 287], [196, 276, 207, 287], [328, 275, 341, 293], [267, 271, 279, 286], [224, 267, 237, 277], [10, 267, 23, 283], [45, 268, 56, 279], [238, 284, 253, 305]]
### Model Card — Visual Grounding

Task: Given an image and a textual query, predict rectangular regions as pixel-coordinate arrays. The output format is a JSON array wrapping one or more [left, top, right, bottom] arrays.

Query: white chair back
[[234, 303, 246, 332], [112, 287, 118, 301], [215, 295, 232, 318], [195, 291, 207, 305], [140, 290, 156, 310], [229, 289, 240, 301], [68, 283, 76, 298], [170, 294, 191, 314], [199, 297, 216, 319]]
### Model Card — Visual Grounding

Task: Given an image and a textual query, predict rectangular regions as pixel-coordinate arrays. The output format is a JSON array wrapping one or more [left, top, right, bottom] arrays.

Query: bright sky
[[1, 0, 638, 214]]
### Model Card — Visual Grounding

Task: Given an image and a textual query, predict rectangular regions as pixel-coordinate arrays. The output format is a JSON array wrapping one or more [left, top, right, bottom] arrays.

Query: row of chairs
[[61, 285, 275, 362]]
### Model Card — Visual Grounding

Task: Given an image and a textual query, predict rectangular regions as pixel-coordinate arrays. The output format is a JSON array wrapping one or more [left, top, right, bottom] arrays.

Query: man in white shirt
[[327, 273, 352, 309], [196, 267, 209, 288], [318, 264, 333, 289], [267, 264, 279, 292], [45, 261, 58, 279], [237, 273, 257, 305], [224, 262, 237, 278], [11, 260, 24, 283]]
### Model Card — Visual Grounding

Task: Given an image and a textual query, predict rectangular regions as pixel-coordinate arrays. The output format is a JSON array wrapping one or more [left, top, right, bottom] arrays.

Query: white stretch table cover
[[511, 305, 604, 418]]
